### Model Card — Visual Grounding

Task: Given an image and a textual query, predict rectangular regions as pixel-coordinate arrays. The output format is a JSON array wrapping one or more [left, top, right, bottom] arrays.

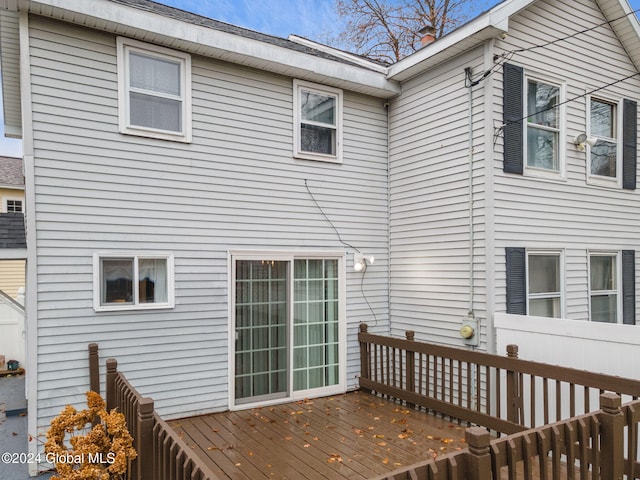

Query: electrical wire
[[304, 178, 378, 326], [511, 8, 640, 54], [304, 178, 359, 251], [466, 8, 640, 88]]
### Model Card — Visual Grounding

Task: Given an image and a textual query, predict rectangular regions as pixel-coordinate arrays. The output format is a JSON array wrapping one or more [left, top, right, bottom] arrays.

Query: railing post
[[599, 392, 624, 480], [359, 324, 371, 393], [137, 397, 155, 480], [106, 358, 117, 412], [506, 344, 520, 424], [465, 427, 492, 480], [88, 343, 100, 395], [405, 330, 415, 407]]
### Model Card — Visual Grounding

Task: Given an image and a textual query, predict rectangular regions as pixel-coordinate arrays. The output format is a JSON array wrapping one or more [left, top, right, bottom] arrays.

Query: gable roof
[[389, 0, 640, 81]]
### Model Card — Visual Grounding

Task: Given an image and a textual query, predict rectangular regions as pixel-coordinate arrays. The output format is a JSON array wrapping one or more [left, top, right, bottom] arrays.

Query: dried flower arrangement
[[44, 391, 137, 479]]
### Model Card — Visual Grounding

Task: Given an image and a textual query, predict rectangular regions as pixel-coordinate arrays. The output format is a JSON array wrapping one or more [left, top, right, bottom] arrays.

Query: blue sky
[[0, 0, 639, 157]]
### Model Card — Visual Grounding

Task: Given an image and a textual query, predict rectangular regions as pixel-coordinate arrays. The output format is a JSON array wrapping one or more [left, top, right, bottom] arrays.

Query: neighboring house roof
[[0, 213, 26, 249], [0, 156, 24, 189]]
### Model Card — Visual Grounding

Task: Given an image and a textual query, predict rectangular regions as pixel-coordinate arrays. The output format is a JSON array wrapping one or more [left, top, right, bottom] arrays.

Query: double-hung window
[[588, 98, 619, 182], [527, 252, 563, 318], [293, 80, 343, 163], [589, 252, 620, 323], [503, 64, 565, 178], [526, 78, 561, 173], [117, 38, 192, 142], [505, 248, 564, 318], [94, 253, 174, 311]]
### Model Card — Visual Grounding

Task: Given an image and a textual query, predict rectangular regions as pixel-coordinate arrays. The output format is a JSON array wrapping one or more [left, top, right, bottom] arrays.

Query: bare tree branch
[[335, 0, 490, 62]]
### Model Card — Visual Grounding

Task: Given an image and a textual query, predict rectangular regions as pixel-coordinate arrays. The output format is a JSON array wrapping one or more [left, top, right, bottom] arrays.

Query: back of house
[[1, 0, 640, 476]]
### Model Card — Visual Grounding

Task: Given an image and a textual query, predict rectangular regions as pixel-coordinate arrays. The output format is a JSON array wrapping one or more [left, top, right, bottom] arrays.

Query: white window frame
[[228, 250, 347, 410], [93, 252, 175, 312], [587, 96, 622, 188], [293, 79, 343, 163], [4, 196, 23, 213], [117, 37, 192, 142], [526, 250, 565, 318], [588, 251, 622, 323], [523, 73, 566, 180]]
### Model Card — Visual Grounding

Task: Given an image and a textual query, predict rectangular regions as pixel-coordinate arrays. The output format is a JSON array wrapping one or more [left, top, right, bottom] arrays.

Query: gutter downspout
[[385, 99, 391, 337]]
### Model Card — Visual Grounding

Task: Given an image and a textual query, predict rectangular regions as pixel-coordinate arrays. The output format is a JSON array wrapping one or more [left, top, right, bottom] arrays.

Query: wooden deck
[[169, 390, 469, 479]]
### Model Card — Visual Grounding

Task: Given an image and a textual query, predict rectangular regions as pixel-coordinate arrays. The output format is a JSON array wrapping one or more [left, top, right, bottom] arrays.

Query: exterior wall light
[[353, 253, 374, 272], [574, 133, 598, 152]]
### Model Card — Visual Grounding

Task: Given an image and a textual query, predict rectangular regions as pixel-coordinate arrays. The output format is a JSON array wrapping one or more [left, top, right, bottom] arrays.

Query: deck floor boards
[[169, 390, 469, 479]]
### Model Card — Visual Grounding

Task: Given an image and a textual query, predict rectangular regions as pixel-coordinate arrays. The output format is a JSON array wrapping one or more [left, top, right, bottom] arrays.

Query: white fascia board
[[596, 0, 640, 72], [24, 0, 399, 97], [388, 0, 533, 81]]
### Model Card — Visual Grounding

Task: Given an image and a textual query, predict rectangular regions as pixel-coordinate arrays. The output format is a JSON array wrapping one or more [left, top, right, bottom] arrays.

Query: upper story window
[[503, 64, 565, 179], [588, 97, 621, 185], [526, 79, 561, 173], [293, 80, 343, 163], [117, 38, 192, 142], [93, 253, 175, 311], [5, 199, 22, 213]]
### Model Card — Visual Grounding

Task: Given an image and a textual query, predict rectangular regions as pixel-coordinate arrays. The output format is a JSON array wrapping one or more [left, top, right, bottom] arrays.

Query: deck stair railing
[[359, 323, 640, 435], [88, 344, 219, 480]]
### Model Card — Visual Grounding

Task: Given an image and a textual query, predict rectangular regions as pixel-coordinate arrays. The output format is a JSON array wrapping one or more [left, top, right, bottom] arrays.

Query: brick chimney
[[418, 25, 436, 46]]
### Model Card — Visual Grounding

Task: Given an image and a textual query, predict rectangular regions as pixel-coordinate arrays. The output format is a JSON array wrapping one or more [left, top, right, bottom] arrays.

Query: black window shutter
[[622, 249, 635, 325], [503, 63, 524, 175], [623, 99, 637, 190], [506, 247, 527, 315]]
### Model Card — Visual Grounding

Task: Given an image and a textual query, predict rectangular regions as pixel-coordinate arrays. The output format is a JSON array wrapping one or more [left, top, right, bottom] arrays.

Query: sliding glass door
[[232, 254, 343, 406]]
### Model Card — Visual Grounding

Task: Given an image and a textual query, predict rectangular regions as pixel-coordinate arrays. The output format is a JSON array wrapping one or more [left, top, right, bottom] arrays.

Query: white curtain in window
[[139, 259, 167, 303], [590, 256, 615, 291], [102, 259, 133, 281], [130, 52, 180, 95]]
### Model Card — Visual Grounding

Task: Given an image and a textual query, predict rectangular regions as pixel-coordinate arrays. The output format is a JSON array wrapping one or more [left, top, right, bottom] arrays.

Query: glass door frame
[[228, 250, 347, 410]]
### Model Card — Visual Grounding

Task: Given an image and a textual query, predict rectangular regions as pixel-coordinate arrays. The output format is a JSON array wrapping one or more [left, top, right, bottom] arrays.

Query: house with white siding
[[0, 0, 639, 475]]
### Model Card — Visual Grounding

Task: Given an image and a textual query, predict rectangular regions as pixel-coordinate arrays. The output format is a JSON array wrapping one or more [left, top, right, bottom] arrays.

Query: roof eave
[[10, 0, 399, 98]]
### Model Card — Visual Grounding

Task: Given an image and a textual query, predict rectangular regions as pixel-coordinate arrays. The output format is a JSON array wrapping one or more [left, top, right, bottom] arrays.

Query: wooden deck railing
[[376, 392, 640, 480], [359, 323, 640, 435], [89, 344, 219, 480]]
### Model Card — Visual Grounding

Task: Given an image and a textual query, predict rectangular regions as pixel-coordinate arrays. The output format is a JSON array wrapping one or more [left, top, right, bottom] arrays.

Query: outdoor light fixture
[[353, 252, 375, 272], [574, 133, 598, 152]]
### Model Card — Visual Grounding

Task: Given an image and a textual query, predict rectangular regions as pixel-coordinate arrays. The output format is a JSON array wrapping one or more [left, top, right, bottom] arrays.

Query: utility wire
[[511, 8, 640, 54], [304, 178, 378, 326], [498, 70, 640, 130], [467, 8, 640, 88], [304, 178, 359, 251]]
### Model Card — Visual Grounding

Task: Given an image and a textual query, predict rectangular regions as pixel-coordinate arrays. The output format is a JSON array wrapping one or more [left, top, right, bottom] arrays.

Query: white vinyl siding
[[493, 0, 640, 322], [27, 17, 388, 431], [389, 47, 488, 347]]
